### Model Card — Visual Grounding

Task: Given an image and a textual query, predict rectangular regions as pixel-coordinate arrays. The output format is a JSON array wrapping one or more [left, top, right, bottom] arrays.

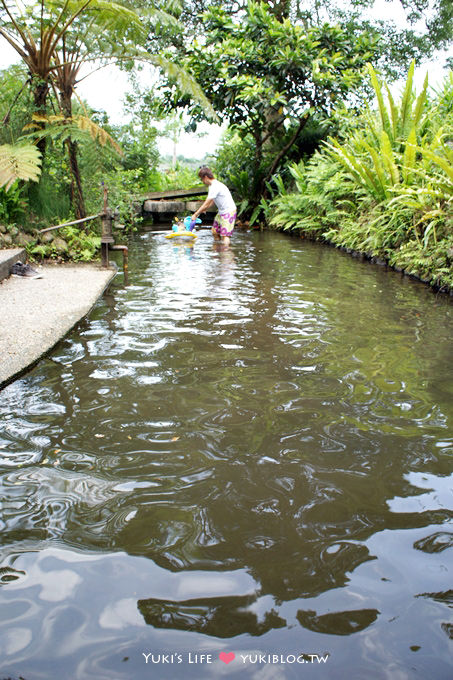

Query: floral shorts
[[213, 211, 237, 237]]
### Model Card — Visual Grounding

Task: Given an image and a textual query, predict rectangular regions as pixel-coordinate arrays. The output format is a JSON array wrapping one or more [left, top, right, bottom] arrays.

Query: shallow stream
[[0, 229, 452, 679]]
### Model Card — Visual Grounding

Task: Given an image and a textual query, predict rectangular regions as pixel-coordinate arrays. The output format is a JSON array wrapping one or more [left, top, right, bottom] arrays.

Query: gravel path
[[0, 261, 116, 388]]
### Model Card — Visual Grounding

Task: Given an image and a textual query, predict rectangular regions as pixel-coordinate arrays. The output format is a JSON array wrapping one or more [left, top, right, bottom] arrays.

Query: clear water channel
[[0, 228, 452, 680]]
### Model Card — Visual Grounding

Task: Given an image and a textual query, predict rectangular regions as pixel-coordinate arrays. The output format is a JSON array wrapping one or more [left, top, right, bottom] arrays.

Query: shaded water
[[0, 230, 452, 680]]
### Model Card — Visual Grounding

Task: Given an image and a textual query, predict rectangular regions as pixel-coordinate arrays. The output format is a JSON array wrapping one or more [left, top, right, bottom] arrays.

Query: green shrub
[[269, 63, 453, 289], [0, 182, 28, 224]]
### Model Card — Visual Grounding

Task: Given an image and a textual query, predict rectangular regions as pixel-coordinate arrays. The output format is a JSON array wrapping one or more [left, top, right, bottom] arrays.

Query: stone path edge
[[0, 260, 117, 390]]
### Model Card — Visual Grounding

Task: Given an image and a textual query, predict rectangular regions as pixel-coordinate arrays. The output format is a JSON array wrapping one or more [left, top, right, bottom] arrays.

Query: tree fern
[[23, 113, 123, 155]]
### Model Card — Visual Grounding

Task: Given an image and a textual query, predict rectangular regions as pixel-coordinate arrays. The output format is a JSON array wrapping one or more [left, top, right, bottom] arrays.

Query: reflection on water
[[138, 593, 287, 638], [296, 608, 379, 636], [0, 230, 452, 679]]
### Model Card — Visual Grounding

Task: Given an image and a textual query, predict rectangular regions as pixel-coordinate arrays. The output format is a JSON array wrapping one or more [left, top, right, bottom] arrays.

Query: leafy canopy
[[160, 1, 379, 131], [156, 0, 380, 206]]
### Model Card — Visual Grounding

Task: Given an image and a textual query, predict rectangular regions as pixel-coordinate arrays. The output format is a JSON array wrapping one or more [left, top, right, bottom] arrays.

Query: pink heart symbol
[[219, 652, 235, 664]]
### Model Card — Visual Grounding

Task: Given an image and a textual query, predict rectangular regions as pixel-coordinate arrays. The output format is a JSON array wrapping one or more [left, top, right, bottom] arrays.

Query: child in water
[[191, 167, 237, 246]]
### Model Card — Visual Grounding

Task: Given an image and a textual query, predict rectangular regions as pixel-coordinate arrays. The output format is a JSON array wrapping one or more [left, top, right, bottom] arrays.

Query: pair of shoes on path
[[10, 262, 43, 279]]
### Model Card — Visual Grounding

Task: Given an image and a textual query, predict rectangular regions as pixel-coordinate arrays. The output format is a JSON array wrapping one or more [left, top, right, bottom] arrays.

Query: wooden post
[[101, 184, 114, 267]]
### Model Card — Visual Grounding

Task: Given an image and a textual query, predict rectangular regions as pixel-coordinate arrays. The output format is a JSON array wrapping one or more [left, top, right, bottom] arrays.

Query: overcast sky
[[0, 0, 451, 159]]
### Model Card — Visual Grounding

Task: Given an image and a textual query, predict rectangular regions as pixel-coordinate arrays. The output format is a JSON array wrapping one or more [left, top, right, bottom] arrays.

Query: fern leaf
[[380, 131, 400, 185], [325, 140, 383, 198], [360, 140, 388, 196], [367, 63, 391, 139], [402, 127, 417, 184], [417, 146, 453, 185], [145, 53, 219, 123], [399, 59, 415, 139], [413, 72, 428, 128], [384, 84, 398, 141], [0, 143, 42, 190], [31, 113, 51, 123], [24, 113, 123, 155], [72, 115, 123, 154]]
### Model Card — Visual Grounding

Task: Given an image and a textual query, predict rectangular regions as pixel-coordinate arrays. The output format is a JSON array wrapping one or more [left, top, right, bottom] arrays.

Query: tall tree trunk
[[61, 86, 86, 220], [32, 78, 49, 159], [66, 138, 87, 220]]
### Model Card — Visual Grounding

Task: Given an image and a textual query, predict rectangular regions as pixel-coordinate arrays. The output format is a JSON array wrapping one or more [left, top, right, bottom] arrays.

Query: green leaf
[[326, 139, 384, 199], [412, 72, 428, 128], [147, 53, 219, 123], [360, 140, 388, 197], [380, 131, 400, 185], [416, 146, 453, 186], [402, 127, 417, 184], [0, 143, 42, 191], [367, 62, 392, 140], [384, 84, 398, 141], [399, 59, 415, 139]]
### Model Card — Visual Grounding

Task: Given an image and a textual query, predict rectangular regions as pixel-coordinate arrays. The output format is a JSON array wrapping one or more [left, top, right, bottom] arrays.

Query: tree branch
[[0, 0, 30, 46], [2, 77, 30, 125], [261, 113, 310, 193], [49, 0, 94, 56], [260, 114, 285, 146], [0, 26, 28, 60]]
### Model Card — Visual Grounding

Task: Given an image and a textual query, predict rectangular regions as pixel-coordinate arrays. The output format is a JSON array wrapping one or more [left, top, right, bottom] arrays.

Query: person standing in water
[[191, 167, 237, 246]]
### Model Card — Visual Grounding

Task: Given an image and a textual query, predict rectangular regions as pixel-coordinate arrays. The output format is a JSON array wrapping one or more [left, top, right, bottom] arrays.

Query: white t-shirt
[[207, 179, 236, 214]]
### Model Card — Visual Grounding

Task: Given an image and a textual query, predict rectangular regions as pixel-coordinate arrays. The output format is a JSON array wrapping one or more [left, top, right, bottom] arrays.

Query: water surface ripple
[[0, 230, 452, 679]]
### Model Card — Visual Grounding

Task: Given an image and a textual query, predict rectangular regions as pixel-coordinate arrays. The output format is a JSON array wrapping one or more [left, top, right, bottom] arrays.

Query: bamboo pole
[[39, 213, 100, 233]]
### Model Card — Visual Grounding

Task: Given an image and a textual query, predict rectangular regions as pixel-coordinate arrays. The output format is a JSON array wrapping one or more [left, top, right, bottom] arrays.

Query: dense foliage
[[0, 0, 215, 255], [269, 65, 453, 291], [172, 0, 452, 76], [156, 1, 382, 208], [0, 0, 451, 290]]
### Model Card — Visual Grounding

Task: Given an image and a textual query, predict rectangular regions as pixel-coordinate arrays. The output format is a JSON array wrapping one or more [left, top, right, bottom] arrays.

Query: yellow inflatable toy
[[165, 216, 200, 241], [165, 230, 198, 241]]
